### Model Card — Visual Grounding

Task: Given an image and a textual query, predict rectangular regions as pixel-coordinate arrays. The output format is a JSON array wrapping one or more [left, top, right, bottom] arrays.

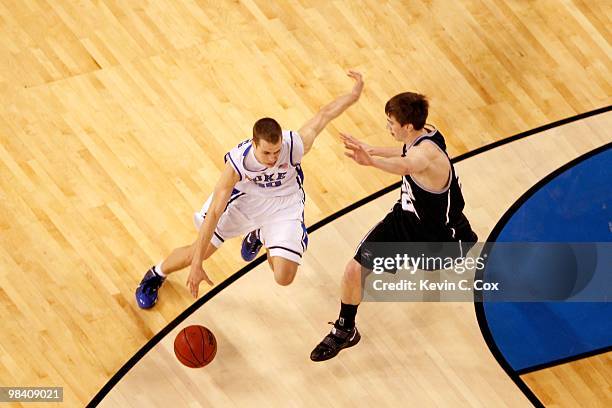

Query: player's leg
[[136, 237, 221, 309], [309, 258, 368, 362], [259, 219, 307, 286], [341, 258, 366, 305], [158, 241, 218, 276], [311, 210, 398, 362], [264, 248, 274, 271], [269, 256, 299, 286], [136, 191, 246, 308]]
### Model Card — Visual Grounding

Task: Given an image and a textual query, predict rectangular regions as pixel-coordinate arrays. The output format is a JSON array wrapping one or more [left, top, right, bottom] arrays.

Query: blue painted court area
[[483, 146, 612, 372]]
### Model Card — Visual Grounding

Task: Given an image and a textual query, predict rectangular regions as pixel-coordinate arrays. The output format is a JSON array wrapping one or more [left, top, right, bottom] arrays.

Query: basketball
[[174, 325, 217, 368]]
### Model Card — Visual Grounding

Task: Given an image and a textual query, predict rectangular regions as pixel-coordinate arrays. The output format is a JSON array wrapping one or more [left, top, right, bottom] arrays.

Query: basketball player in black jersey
[[310, 92, 478, 361]]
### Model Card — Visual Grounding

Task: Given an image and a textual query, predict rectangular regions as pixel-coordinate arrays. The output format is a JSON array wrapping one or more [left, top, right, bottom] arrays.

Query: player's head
[[253, 117, 283, 168], [384, 92, 429, 141]]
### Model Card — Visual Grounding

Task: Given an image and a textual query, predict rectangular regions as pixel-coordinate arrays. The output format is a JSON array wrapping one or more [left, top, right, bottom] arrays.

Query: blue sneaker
[[135, 267, 166, 309], [241, 230, 263, 262]]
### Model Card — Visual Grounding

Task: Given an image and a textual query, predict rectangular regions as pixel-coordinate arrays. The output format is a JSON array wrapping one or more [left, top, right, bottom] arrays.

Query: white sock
[[154, 262, 166, 277]]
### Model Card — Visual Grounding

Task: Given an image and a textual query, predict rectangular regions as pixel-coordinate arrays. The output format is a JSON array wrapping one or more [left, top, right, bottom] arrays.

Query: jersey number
[[401, 180, 418, 216]]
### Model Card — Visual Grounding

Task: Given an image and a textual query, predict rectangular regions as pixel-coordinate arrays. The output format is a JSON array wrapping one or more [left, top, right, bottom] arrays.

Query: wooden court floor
[[0, 1, 610, 406], [97, 113, 611, 407]]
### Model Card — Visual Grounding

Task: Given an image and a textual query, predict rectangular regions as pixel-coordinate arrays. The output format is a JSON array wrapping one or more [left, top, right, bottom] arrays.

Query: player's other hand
[[186, 262, 213, 298], [341, 132, 374, 166], [341, 133, 374, 155], [348, 70, 364, 100]]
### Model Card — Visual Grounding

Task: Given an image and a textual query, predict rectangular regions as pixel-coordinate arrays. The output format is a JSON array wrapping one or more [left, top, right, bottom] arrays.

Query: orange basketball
[[174, 325, 217, 368]]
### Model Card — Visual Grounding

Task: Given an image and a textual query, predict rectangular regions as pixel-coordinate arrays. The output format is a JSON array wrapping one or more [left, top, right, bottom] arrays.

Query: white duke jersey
[[224, 130, 305, 197]]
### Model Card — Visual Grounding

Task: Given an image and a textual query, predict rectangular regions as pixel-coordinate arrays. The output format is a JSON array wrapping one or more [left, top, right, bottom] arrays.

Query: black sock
[[336, 302, 359, 330]]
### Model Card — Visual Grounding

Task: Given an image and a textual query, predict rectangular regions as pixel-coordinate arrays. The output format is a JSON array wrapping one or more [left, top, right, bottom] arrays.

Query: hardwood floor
[[0, 1, 610, 406]]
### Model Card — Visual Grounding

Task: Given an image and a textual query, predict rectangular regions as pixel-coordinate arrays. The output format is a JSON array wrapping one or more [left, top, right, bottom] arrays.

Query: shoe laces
[[142, 274, 164, 294], [327, 321, 351, 339], [248, 231, 261, 245]]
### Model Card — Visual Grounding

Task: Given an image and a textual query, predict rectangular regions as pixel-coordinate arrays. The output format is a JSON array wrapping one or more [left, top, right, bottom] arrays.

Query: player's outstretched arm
[[341, 133, 404, 158], [299, 70, 364, 155], [342, 132, 429, 176], [187, 163, 239, 298]]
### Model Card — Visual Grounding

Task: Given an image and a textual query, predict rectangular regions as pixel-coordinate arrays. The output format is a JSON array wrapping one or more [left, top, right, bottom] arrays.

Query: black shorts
[[354, 203, 477, 272]]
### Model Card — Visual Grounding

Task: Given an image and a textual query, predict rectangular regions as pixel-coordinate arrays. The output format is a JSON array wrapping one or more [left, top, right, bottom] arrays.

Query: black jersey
[[399, 128, 473, 241]]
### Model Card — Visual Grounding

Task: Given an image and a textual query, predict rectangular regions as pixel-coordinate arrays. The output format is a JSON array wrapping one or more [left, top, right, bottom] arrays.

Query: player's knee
[[274, 270, 296, 286], [270, 257, 298, 286], [343, 260, 362, 287]]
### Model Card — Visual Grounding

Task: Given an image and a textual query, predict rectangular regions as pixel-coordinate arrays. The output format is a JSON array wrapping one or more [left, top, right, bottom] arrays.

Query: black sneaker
[[310, 322, 361, 362]]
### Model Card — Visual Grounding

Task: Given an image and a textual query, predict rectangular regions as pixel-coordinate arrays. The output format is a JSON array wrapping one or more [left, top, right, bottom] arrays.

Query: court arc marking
[[475, 141, 612, 408], [88, 105, 612, 407]]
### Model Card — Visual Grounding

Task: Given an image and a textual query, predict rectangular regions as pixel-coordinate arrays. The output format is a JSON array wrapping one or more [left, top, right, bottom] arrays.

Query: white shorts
[[193, 189, 308, 264]]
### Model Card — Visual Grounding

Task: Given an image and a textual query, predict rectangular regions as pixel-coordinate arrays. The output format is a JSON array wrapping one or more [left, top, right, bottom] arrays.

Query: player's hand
[[348, 70, 364, 100], [341, 133, 375, 155], [186, 262, 213, 298], [341, 132, 374, 166]]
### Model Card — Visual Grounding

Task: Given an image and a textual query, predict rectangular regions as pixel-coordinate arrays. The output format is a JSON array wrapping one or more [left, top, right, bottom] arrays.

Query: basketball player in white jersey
[[136, 71, 364, 308], [310, 92, 478, 361]]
